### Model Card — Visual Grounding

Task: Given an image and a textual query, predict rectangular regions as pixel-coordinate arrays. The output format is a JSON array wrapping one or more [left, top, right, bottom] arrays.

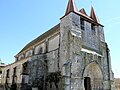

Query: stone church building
[[1, 0, 115, 90]]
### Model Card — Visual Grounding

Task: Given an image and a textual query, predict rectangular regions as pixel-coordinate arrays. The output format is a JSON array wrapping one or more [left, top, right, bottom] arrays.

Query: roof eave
[[60, 11, 104, 27]]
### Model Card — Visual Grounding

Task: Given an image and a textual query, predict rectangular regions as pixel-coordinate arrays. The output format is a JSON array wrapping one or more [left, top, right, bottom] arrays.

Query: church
[[1, 0, 115, 90]]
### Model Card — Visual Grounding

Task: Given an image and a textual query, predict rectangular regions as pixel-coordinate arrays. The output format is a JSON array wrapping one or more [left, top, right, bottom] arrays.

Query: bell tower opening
[[84, 77, 91, 90]]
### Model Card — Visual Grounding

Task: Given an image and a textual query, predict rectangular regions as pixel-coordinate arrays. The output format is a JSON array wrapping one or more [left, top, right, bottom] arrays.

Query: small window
[[6, 69, 9, 78], [80, 18, 85, 30], [23, 62, 28, 72], [25, 51, 32, 57], [13, 67, 17, 76], [22, 77, 25, 84], [91, 23, 95, 32], [19, 55, 24, 60], [39, 47, 43, 54]]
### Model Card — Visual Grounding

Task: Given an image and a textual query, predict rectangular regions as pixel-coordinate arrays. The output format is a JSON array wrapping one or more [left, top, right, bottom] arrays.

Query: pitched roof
[[65, 0, 78, 15], [90, 6, 100, 23], [17, 24, 60, 55], [61, 1, 103, 26], [79, 8, 87, 16]]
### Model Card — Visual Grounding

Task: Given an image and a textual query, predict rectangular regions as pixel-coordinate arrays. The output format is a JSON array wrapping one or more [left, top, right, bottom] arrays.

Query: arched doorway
[[84, 77, 91, 90], [83, 62, 103, 90]]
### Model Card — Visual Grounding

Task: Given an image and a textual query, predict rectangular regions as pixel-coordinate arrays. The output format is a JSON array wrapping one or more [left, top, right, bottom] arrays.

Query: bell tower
[[60, 0, 114, 90], [60, 0, 82, 89]]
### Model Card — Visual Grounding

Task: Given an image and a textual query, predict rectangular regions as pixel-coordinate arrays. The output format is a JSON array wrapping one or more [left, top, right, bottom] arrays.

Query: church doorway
[[83, 62, 103, 90], [84, 77, 91, 90]]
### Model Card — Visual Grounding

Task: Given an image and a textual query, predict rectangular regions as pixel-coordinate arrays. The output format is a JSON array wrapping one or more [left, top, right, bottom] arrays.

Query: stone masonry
[[1, 0, 115, 90]]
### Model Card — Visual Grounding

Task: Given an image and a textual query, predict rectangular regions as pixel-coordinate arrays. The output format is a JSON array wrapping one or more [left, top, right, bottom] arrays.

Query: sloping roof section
[[17, 24, 60, 55], [65, 0, 78, 15], [90, 6, 100, 23], [79, 8, 87, 16], [61, 0, 103, 26]]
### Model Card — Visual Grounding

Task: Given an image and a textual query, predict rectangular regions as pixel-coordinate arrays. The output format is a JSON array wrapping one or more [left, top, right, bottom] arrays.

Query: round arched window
[[39, 47, 43, 54]]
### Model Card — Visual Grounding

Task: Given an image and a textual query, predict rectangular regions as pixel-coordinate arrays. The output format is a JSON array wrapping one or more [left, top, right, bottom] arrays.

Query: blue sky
[[0, 0, 120, 78]]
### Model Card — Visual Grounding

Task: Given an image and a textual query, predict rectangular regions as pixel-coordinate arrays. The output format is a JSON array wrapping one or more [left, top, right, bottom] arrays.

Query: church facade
[[1, 0, 115, 90]]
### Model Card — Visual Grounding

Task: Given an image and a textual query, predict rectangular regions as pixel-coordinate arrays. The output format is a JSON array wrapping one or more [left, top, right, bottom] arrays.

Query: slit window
[[6, 69, 10, 78], [91, 23, 95, 32], [80, 18, 85, 30], [13, 67, 17, 76]]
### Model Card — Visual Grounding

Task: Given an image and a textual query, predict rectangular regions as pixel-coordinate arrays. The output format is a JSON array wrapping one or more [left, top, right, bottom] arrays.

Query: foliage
[[46, 72, 61, 83], [32, 77, 44, 88], [10, 83, 17, 90]]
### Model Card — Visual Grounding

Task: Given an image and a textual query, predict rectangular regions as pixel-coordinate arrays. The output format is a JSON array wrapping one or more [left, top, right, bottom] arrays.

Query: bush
[[10, 83, 17, 90]]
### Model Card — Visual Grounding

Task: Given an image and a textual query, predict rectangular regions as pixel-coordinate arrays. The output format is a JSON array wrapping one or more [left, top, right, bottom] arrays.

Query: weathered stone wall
[[47, 49, 59, 73], [48, 34, 60, 52], [1, 58, 29, 90], [27, 54, 47, 90], [23, 33, 60, 90], [1, 8, 114, 90], [82, 21, 100, 52], [115, 78, 120, 90], [60, 11, 113, 90], [27, 48, 61, 90], [25, 49, 33, 57], [18, 54, 25, 61], [34, 42, 46, 54], [2, 29, 60, 90], [60, 12, 82, 90]]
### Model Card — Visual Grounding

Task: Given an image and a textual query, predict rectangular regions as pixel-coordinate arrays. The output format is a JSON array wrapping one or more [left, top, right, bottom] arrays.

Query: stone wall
[[48, 34, 59, 52], [82, 21, 100, 52], [115, 78, 120, 90], [27, 54, 47, 90], [60, 11, 113, 90], [1, 8, 114, 90], [26, 48, 61, 90], [1, 58, 29, 90]]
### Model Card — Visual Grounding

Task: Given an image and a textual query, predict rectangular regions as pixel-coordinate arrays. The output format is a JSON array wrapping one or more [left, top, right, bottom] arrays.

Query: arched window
[[25, 51, 32, 57], [39, 47, 43, 54], [22, 62, 28, 75], [18, 54, 24, 60]]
